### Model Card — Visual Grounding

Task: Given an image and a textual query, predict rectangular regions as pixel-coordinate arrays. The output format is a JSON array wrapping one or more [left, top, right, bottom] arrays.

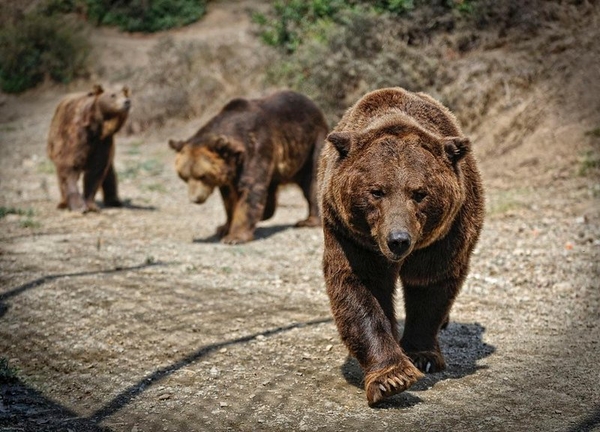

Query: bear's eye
[[370, 189, 385, 199], [412, 190, 427, 203]]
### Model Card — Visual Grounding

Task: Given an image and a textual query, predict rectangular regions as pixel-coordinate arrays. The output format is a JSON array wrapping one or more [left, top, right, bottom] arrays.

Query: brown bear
[[169, 90, 328, 244], [47, 84, 131, 212], [318, 87, 484, 406]]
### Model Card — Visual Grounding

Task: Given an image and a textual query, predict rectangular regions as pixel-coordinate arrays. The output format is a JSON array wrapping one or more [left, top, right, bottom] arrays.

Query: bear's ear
[[327, 132, 353, 158], [89, 84, 104, 97], [214, 135, 229, 152], [444, 137, 470, 164], [215, 135, 244, 161], [169, 139, 185, 152]]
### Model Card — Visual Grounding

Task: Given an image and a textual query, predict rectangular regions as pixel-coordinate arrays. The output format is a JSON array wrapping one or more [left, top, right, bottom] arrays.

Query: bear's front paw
[[364, 360, 424, 407], [216, 224, 230, 238], [406, 350, 446, 373], [295, 216, 320, 228], [83, 202, 100, 213], [221, 231, 253, 245], [67, 193, 86, 212]]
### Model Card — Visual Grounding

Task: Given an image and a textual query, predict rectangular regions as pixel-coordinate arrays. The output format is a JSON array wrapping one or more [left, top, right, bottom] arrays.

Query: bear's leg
[[324, 234, 423, 406], [400, 280, 461, 373], [55, 169, 69, 209], [58, 168, 85, 211], [83, 137, 113, 212], [102, 164, 122, 207], [221, 183, 269, 244], [217, 186, 239, 238], [83, 169, 105, 213], [262, 182, 278, 221], [294, 149, 320, 228]]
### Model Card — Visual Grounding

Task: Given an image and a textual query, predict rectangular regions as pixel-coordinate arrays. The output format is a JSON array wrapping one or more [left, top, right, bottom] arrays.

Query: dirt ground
[[1, 2, 599, 432]]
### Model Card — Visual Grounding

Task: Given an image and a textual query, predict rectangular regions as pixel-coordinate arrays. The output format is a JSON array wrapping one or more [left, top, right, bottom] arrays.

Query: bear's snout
[[187, 179, 213, 204], [123, 99, 131, 110], [387, 230, 412, 259]]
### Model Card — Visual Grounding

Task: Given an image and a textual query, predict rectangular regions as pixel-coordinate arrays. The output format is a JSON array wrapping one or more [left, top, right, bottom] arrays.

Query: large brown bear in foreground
[[318, 87, 484, 406], [47, 84, 131, 212], [169, 90, 328, 244]]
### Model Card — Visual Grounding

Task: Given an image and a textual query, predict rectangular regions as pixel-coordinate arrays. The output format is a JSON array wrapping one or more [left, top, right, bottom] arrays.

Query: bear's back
[[194, 90, 327, 148], [336, 88, 461, 139], [48, 92, 94, 158]]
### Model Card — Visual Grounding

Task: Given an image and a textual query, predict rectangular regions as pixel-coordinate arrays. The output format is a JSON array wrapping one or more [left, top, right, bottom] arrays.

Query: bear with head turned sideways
[[47, 84, 131, 212], [318, 87, 484, 406], [169, 90, 328, 244]]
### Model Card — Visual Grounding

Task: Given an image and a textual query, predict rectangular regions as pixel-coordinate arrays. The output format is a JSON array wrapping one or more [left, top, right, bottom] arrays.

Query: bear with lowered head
[[169, 90, 328, 244], [47, 84, 131, 212], [318, 87, 484, 406]]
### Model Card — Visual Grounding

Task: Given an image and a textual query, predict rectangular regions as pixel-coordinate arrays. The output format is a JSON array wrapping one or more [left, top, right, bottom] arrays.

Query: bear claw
[[365, 361, 424, 407], [407, 350, 446, 373]]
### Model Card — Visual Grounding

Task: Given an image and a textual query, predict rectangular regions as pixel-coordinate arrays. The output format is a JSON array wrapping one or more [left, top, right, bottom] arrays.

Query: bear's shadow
[[105, 199, 157, 211], [341, 321, 495, 409], [193, 223, 295, 243]]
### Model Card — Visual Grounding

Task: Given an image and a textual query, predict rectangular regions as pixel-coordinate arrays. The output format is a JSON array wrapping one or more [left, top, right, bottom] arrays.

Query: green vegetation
[[20, 218, 42, 229], [252, 0, 348, 53], [585, 127, 600, 138], [254, 0, 485, 122], [37, 159, 56, 174], [0, 358, 19, 383], [578, 150, 600, 177], [145, 183, 167, 193], [119, 159, 164, 180], [0, 12, 89, 93], [579, 128, 600, 176], [0, 207, 41, 228], [486, 190, 525, 216], [253, 0, 476, 53], [0, 0, 210, 93], [0, 207, 34, 219], [85, 0, 208, 33]]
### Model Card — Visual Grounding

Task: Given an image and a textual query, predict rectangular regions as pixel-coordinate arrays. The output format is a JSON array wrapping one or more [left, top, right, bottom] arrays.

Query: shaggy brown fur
[[47, 84, 131, 212], [169, 90, 328, 244], [318, 87, 484, 406]]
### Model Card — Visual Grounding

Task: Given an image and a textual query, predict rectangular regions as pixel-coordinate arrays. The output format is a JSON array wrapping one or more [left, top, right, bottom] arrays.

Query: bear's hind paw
[[365, 362, 423, 407], [295, 216, 320, 228], [407, 350, 446, 373]]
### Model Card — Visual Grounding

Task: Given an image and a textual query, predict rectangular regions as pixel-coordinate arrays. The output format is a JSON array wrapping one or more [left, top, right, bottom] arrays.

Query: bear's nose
[[124, 99, 131, 109], [387, 231, 411, 257]]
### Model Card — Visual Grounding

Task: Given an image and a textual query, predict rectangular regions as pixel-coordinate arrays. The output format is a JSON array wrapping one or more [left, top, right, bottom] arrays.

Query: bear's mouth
[[188, 180, 214, 204], [383, 248, 412, 262]]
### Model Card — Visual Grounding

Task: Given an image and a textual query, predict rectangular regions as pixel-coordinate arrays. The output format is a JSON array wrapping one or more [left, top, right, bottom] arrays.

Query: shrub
[[252, 0, 348, 53], [0, 358, 18, 384], [265, 9, 440, 123], [85, 0, 207, 33], [0, 12, 89, 93]]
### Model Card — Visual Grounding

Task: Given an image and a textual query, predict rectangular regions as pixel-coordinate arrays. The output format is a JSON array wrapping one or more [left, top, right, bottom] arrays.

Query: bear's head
[[86, 85, 131, 138], [95, 85, 131, 117], [169, 134, 243, 204], [324, 114, 470, 262]]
